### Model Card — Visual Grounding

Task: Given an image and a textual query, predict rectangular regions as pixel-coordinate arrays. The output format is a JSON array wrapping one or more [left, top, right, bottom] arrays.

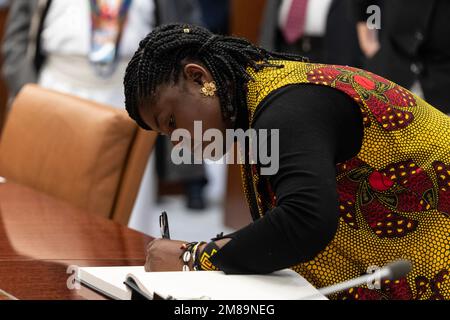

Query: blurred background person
[[324, 0, 363, 67], [259, 0, 333, 62], [1, 0, 207, 232], [199, 0, 229, 35], [354, 0, 450, 114], [2, 0, 202, 101]]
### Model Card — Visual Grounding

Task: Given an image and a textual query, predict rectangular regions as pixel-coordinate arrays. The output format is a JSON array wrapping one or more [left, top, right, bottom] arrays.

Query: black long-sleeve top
[[210, 84, 364, 274]]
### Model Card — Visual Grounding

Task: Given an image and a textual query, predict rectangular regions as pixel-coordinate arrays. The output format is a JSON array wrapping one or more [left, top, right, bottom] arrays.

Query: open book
[[77, 266, 326, 300]]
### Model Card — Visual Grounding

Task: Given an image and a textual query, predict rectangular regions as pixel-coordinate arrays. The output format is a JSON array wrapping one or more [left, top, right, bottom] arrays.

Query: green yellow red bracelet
[[196, 241, 220, 271]]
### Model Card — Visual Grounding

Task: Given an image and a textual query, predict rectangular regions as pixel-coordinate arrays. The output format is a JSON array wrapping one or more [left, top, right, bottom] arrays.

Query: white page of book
[[79, 266, 326, 300], [78, 266, 146, 300], [130, 269, 326, 300]]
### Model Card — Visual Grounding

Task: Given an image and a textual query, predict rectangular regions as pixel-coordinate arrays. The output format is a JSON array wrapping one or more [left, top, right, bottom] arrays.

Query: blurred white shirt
[[279, 0, 333, 37], [39, 0, 154, 108], [41, 0, 154, 58]]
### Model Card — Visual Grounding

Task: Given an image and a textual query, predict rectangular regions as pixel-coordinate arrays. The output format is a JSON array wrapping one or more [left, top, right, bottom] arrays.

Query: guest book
[[77, 266, 326, 300]]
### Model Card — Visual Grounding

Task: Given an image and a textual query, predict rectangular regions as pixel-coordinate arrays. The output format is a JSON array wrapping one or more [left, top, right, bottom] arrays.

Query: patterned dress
[[242, 60, 450, 300]]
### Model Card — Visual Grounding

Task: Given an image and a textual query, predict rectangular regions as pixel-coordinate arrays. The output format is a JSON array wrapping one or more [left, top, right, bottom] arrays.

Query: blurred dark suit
[[199, 0, 229, 35], [354, 0, 450, 113], [324, 0, 363, 67]]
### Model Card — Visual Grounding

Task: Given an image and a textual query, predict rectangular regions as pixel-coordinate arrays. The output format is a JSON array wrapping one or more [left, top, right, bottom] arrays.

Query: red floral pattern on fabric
[[337, 176, 359, 229], [383, 278, 413, 300], [337, 277, 413, 300], [336, 158, 439, 238], [336, 158, 366, 176], [362, 201, 417, 238], [338, 269, 449, 300], [415, 269, 449, 300], [381, 160, 435, 212], [433, 161, 450, 216], [337, 287, 385, 300], [307, 66, 416, 131]]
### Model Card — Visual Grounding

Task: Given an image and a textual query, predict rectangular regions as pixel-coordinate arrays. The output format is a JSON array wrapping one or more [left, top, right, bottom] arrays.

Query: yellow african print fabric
[[242, 60, 450, 300]]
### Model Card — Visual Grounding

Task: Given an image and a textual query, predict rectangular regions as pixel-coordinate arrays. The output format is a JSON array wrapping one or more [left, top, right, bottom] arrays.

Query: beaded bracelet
[[180, 241, 207, 272], [180, 239, 222, 271], [196, 241, 220, 271], [180, 242, 197, 272], [192, 241, 206, 271]]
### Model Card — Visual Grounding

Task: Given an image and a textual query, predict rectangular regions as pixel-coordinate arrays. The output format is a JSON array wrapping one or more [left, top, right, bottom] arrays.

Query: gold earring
[[200, 81, 217, 97]]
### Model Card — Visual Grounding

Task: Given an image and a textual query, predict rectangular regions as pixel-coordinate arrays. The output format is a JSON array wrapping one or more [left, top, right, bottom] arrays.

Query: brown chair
[[0, 84, 157, 225]]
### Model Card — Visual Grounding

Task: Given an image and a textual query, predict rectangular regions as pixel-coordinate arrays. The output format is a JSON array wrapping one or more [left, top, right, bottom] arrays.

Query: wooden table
[[0, 182, 153, 300]]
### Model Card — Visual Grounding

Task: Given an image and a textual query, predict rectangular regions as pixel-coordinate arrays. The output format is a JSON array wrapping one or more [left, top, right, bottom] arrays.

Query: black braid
[[124, 23, 308, 130]]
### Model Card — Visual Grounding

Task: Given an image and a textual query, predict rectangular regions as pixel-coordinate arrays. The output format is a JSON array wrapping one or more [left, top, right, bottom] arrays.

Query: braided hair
[[124, 23, 307, 130]]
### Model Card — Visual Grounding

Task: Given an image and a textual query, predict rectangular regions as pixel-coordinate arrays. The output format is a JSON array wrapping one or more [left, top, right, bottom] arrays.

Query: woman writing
[[124, 24, 450, 300]]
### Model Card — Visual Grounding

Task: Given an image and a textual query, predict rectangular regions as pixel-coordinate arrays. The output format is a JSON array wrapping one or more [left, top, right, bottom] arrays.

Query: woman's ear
[[183, 63, 210, 86]]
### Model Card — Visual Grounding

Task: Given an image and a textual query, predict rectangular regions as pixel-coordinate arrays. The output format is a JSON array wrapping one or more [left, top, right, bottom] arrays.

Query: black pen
[[159, 211, 171, 239]]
